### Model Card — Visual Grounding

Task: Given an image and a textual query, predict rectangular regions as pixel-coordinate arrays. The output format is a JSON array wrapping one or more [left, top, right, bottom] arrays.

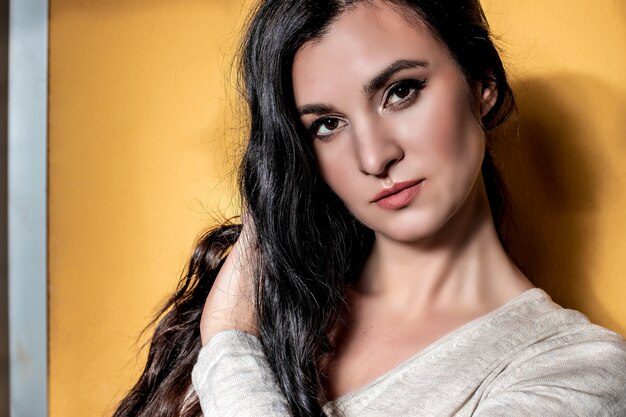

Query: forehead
[[292, 2, 448, 104]]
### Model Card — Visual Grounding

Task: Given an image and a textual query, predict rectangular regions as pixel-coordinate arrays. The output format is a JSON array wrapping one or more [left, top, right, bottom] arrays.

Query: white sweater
[[192, 288, 626, 416]]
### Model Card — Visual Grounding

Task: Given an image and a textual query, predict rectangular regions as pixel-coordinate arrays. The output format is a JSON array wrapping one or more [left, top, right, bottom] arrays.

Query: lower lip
[[375, 181, 423, 210]]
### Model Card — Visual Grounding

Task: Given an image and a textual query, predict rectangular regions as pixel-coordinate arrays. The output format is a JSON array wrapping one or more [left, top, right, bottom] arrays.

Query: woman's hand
[[200, 215, 259, 345]]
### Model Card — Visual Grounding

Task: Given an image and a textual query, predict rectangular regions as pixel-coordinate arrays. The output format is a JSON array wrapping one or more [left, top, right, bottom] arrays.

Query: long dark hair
[[113, 0, 515, 416]]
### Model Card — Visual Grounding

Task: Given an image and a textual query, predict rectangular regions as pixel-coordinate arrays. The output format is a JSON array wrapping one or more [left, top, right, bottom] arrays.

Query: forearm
[[200, 224, 258, 345], [192, 330, 292, 416]]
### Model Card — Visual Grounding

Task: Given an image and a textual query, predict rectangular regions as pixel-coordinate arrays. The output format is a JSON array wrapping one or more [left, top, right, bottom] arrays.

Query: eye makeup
[[382, 78, 427, 110], [304, 78, 428, 141], [306, 116, 348, 140]]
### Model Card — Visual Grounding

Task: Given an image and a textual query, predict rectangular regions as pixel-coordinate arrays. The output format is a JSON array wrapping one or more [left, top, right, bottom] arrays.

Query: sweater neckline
[[325, 286, 549, 408]]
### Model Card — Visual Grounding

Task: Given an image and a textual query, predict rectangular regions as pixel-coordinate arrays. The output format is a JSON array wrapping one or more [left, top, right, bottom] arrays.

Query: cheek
[[314, 141, 359, 199], [316, 155, 341, 190], [414, 81, 485, 171], [430, 99, 486, 211]]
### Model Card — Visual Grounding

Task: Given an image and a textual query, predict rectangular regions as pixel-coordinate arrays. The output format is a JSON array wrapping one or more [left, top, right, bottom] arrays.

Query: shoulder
[[477, 292, 626, 416]]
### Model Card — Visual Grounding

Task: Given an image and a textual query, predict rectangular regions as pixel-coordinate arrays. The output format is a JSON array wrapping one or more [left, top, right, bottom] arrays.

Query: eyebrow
[[363, 59, 429, 96], [298, 103, 339, 117], [297, 59, 429, 116]]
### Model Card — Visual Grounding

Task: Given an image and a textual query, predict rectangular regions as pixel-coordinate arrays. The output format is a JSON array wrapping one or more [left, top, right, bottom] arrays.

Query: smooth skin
[[201, 0, 535, 401]]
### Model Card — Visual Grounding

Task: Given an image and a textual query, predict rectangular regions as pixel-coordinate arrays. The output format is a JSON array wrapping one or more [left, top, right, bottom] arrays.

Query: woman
[[114, 0, 626, 416]]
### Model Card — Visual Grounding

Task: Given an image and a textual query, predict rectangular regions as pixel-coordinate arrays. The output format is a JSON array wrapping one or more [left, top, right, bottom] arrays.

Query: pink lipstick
[[372, 179, 424, 210]]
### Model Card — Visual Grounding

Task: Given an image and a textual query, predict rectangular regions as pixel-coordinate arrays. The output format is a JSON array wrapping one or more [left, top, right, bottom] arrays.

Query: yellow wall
[[48, 1, 247, 415], [48, 1, 626, 416], [481, 0, 626, 333]]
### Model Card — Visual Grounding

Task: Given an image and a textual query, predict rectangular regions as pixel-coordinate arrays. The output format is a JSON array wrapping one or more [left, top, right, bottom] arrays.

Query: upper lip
[[371, 179, 423, 203]]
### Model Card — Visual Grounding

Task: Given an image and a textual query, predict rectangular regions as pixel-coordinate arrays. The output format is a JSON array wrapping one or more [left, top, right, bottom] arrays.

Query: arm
[[199, 219, 258, 344], [191, 330, 291, 416], [193, 218, 293, 416]]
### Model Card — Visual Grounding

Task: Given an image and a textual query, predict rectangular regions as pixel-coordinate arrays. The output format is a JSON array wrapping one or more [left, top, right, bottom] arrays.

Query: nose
[[353, 119, 404, 177]]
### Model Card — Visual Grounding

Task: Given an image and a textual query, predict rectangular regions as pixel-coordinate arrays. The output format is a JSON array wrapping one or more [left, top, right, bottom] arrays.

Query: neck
[[356, 178, 531, 317]]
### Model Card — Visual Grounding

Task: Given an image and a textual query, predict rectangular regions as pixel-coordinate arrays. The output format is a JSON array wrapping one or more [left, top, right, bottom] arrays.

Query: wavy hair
[[113, 0, 515, 416]]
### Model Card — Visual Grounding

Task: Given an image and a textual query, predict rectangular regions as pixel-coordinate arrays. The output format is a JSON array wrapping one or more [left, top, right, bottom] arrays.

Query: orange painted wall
[[48, 1, 626, 416], [48, 1, 248, 415], [482, 0, 626, 334]]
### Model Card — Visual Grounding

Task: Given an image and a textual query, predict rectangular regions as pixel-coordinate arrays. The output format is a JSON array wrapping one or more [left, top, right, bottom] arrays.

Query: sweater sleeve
[[191, 330, 292, 417], [473, 331, 626, 417]]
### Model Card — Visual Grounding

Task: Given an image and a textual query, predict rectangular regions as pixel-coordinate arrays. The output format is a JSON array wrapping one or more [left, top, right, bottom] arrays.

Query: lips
[[372, 179, 424, 209]]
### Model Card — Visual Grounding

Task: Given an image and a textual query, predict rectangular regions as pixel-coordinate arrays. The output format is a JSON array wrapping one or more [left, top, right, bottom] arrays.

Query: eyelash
[[307, 78, 427, 141], [383, 78, 426, 109], [307, 116, 346, 141]]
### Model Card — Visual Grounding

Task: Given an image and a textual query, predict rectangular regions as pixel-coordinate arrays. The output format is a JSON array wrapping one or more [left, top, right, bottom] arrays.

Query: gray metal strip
[[8, 0, 48, 415], [1, 1, 9, 416]]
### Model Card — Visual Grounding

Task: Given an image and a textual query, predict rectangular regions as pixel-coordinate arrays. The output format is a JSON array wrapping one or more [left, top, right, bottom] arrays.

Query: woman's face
[[292, 2, 496, 243]]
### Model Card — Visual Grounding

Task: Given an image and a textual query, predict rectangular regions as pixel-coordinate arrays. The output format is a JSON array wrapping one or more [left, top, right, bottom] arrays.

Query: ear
[[478, 81, 498, 117]]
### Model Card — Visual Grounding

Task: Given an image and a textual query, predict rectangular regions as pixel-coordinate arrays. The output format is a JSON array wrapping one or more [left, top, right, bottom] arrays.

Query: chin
[[362, 211, 446, 244]]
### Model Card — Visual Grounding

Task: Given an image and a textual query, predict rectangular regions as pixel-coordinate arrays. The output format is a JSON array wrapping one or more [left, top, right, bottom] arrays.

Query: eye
[[384, 79, 426, 108], [308, 116, 347, 140]]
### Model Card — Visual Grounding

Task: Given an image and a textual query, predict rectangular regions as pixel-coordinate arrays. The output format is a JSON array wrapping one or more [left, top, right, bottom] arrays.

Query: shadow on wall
[[494, 72, 625, 332]]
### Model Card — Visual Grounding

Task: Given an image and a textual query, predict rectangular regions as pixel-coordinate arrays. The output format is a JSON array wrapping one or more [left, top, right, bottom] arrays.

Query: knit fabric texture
[[192, 288, 626, 416]]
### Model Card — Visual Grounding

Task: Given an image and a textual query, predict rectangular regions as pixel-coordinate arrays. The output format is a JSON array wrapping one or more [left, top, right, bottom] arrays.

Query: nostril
[[376, 152, 404, 178], [358, 150, 403, 177], [380, 158, 399, 177], [354, 127, 404, 176]]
